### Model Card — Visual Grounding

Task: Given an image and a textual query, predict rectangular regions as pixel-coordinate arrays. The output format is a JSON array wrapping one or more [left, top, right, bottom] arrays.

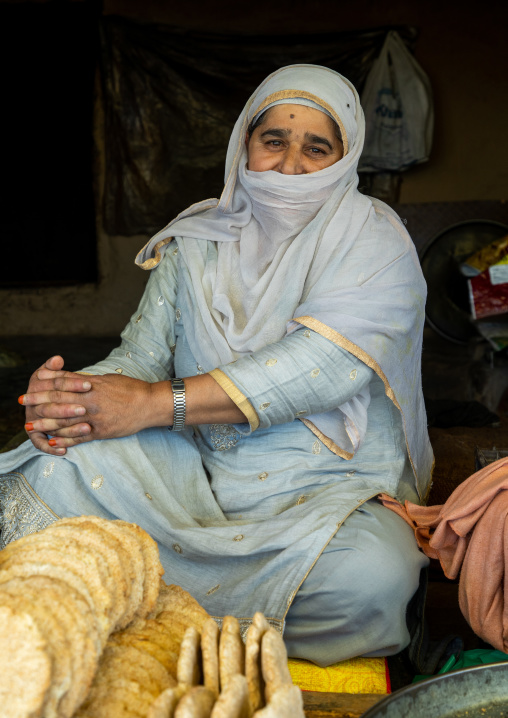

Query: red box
[[468, 271, 508, 320]]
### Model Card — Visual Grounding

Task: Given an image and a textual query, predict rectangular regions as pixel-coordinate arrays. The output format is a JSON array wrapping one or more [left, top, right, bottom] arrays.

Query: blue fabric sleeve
[[219, 328, 374, 431], [80, 249, 178, 381]]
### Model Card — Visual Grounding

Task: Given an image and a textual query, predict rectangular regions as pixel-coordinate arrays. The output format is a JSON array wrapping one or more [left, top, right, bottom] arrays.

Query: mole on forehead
[[290, 114, 295, 118]]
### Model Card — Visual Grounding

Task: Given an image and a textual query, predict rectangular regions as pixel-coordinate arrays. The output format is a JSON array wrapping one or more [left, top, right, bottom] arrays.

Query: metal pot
[[362, 662, 508, 718], [419, 220, 508, 344]]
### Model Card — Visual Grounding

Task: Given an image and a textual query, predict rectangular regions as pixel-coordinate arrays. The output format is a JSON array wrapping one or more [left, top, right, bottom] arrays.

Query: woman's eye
[[267, 140, 282, 147], [309, 147, 325, 155]]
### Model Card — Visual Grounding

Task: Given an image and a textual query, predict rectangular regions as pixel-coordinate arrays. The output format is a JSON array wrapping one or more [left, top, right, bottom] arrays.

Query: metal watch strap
[[169, 378, 186, 431]]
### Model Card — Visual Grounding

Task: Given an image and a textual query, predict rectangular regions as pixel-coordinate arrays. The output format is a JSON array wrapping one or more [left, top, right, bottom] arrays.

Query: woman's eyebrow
[[259, 127, 333, 151], [259, 127, 291, 139], [305, 133, 333, 150]]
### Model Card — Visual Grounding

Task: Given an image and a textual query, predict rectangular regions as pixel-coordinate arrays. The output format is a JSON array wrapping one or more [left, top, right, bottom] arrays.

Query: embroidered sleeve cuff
[[209, 368, 260, 431]]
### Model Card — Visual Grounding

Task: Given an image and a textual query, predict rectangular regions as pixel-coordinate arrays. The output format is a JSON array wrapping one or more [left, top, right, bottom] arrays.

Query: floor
[[1, 331, 507, 700]]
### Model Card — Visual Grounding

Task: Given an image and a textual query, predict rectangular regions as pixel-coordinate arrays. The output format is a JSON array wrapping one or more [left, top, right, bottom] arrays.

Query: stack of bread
[[158, 612, 304, 718], [0, 516, 304, 718], [0, 515, 165, 718], [76, 582, 210, 717]]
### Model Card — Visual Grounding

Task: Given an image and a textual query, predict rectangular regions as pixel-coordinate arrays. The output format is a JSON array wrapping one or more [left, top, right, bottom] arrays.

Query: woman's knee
[[290, 505, 428, 624], [351, 540, 423, 616]]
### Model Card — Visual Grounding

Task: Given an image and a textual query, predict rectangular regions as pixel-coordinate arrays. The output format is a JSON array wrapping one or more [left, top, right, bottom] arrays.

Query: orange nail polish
[[48, 439, 57, 447], [25, 422, 34, 432], [18, 395, 25, 405]]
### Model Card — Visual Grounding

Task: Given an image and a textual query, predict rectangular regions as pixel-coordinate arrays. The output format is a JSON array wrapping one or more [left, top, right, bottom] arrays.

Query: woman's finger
[[51, 425, 93, 439], [28, 430, 67, 455], [44, 355, 65, 371], [34, 367, 67, 382], [34, 369, 66, 383], [45, 434, 92, 449], [27, 357, 92, 392], [28, 356, 65, 383], [27, 426, 93, 453], [19, 394, 88, 419], [26, 376, 92, 394], [25, 419, 92, 437]]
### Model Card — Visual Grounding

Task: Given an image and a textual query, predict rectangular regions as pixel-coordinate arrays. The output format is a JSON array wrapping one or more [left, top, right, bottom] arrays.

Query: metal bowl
[[362, 662, 508, 718]]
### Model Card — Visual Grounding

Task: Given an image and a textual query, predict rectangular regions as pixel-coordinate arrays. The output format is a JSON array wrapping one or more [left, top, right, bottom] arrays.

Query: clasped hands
[[21, 356, 167, 456]]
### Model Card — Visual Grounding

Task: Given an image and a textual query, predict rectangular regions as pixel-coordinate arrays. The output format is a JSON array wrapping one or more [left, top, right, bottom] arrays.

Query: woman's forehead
[[257, 104, 338, 134]]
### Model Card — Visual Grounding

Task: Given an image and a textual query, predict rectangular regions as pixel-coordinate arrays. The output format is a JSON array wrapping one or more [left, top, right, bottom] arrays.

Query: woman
[[0, 64, 432, 665]]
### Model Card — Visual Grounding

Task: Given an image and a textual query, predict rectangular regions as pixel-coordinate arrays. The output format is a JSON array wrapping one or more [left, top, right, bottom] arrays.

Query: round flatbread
[[0, 542, 113, 642], [177, 626, 201, 687], [77, 679, 157, 718], [0, 580, 72, 718], [252, 684, 304, 718], [108, 631, 177, 674], [210, 674, 250, 718], [42, 521, 129, 631], [147, 685, 186, 718], [155, 584, 209, 631], [113, 520, 164, 619], [219, 616, 244, 690], [260, 629, 292, 704], [95, 644, 175, 696], [0, 603, 52, 718], [245, 612, 270, 712], [201, 618, 220, 697], [56, 516, 146, 629], [174, 686, 215, 718]]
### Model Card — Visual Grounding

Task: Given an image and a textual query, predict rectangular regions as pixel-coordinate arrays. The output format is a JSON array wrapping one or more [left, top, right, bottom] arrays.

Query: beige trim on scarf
[[300, 419, 354, 460], [293, 315, 423, 484], [135, 198, 220, 269], [294, 315, 401, 407], [136, 237, 175, 270]]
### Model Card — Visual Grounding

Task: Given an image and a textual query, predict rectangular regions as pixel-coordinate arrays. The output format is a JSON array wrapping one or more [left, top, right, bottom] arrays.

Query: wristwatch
[[169, 378, 186, 431]]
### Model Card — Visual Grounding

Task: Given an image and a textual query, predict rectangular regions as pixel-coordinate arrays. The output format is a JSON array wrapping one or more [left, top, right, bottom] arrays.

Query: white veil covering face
[[136, 64, 433, 500]]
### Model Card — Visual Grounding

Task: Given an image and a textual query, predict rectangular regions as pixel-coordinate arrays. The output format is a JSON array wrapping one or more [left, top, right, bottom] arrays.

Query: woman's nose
[[278, 146, 306, 175]]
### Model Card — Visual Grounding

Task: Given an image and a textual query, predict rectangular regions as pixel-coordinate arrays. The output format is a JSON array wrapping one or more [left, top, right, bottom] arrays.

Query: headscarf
[[136, 64, 433, 500]]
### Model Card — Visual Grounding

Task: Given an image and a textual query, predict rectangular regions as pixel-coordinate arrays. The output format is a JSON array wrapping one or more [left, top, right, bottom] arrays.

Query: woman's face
[[246, 103, 344, 175]]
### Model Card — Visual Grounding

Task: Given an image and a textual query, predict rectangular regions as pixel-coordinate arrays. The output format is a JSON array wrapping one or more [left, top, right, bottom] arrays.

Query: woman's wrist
[[147, 381, 175, 428], [148, 374, 247, 430]]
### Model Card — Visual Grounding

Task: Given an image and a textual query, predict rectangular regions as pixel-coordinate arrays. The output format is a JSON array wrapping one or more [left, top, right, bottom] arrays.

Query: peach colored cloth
[[379, 456, 508, 653]]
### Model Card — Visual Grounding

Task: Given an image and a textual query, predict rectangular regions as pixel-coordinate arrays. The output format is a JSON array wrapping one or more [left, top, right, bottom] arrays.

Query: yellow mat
[[288, 657, 390, 694]]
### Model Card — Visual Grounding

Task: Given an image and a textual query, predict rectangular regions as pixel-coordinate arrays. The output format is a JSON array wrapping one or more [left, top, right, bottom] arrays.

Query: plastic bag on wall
[[359, 30, 433, 172]]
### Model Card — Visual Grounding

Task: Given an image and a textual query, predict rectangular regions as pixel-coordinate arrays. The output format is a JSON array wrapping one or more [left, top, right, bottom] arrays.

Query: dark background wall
[[104, 0, 508, 204], [1, 0, 507, 335]]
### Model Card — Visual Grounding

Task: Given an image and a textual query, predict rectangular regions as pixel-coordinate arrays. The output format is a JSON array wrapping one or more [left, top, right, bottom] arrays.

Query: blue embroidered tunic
[[0, 248, 424, 655]]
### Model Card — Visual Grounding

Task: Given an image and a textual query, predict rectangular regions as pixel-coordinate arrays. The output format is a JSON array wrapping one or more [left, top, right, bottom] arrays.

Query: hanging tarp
[[98, 18, 417, 235]]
